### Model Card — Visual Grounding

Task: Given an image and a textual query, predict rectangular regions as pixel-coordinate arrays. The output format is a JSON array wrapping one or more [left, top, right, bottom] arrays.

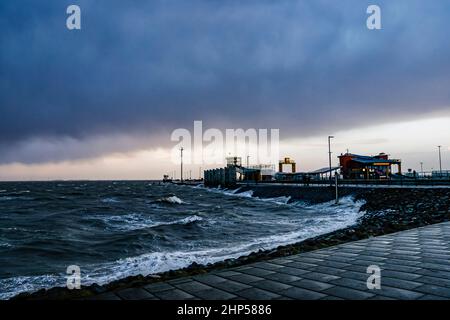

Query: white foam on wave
[[101, 197, 120, 203], [0, 242, 12, 248], [0, 274, 61, 300], [89, 213, 203, 232], [204, 187, 293, 205], [257, 196, 291, 205], [158, 195, 184, 204]]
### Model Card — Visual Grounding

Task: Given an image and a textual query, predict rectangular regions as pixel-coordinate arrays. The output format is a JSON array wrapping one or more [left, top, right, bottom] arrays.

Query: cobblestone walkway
[[91, 222, 450, 300]]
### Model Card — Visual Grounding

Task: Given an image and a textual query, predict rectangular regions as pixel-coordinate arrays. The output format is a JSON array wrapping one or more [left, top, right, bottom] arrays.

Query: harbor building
[[338, 152, 402, 180]]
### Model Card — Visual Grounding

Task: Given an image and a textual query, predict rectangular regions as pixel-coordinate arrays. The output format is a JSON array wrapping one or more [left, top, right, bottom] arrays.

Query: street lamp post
[[420, 162, 424, 177], [328, 136, 334, 183], [438, 146, 442, 175]]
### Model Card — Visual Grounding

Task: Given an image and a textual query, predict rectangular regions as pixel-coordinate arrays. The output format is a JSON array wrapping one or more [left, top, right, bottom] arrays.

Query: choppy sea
[[0, 181, 365, 299]]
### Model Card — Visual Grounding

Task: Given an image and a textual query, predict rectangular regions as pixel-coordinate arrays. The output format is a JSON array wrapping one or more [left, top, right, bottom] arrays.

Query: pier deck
[[91, 222, 450, 300]]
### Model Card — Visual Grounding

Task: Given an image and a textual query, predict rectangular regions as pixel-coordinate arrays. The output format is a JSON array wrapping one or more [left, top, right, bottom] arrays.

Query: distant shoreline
[[12, 185, 450, 300]]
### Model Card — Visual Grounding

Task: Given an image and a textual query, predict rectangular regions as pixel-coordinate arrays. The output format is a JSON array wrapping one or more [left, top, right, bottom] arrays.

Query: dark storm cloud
[[1, 0, 450, 163]]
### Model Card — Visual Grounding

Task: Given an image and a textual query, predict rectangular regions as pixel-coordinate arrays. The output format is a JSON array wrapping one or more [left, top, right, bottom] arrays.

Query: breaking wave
[[156, 195, 185, 204], [88, 213, 203, 232]]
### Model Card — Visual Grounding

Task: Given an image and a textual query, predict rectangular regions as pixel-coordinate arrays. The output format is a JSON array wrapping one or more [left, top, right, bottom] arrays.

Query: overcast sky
[[1, 0, 449, 179]]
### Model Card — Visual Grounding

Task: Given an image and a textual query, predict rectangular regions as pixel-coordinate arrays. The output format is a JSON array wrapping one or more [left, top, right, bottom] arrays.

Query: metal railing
[[240, 177, 450, 187]]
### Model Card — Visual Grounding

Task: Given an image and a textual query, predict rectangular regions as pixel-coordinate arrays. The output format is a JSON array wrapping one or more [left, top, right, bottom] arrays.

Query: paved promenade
[[91, 222, 450, 300]]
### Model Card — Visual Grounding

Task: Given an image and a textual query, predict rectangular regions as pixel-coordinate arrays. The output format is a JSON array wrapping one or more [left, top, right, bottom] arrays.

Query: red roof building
[[338, 153, 402, 180]]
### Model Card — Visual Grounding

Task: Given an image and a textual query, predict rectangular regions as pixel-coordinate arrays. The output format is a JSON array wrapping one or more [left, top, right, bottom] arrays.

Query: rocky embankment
[[13, 186, 450, 300]]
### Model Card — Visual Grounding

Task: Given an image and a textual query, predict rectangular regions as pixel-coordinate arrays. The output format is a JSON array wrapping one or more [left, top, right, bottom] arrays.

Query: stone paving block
[[143, 282, 175, 293], [291, 279, 334, 292], [352, 255, 388, 263], [294, 257, 324, 264], [251, 262, 285, 271], [284, 261, 318, 270], [390, 250, 421, 256], [349, 260, 384, 269], [385, 254, 421, 261], [379, 263, 421, 273], [264, 272, 303, 284], [420, 253, 450, 260], [384, 258, 421, 267], [338, 244, 366, 250], [240, 267, 276, 277], [315, 260, 352, 269], [236, 287, 281, 300], [214, 270, 241, 277], [252, 279, 292, 293], [299, 252, 329, 259], [419, 257, 450, 265], [233, 265, 254, 271], [418, 294, 449, 300], [378, 286, 424, 300], [358, 250, 391, 257], [416, 269, 450, 279], [415, 284, 450, 298], [193, 274, 228, 285], [193, 288, 237, 300], [330, 277, 368, 291], [420, 262, 450, 272], [368, 295, 396, 300], [273, 296, 294, 300], [339, 248, 364, 254], [420, 248, 450, 255], [330, 252, 359, 258], [167, 277, 194, 285], [320, 295, 344, 300], [174, 280, 214, 293], [362, 245, 392, 251], [227, 273, 265, 284], [212, 280, 252, 293], [381, 270, 422, 281], [277, 266, 311, 277], [300, 272, 341, 282], [280, 286, 326, 300], [88, 292, 122, 300], [340, 264, 369, 273], [116, 288, 157, 300], [323, 286, 374, 300], [381, 277, 422, 290], [153, 288, 195, 300], [312, 266, 347, 276], [270, 258, 294, 265], [340, 271, 370, 281], [417, 275, 450, 288], [324, 255, 356, 264]]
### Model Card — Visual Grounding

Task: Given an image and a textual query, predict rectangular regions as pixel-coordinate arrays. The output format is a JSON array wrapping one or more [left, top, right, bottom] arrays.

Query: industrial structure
[[279, 157, 296, 173], [338, 152, 402, 180]]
